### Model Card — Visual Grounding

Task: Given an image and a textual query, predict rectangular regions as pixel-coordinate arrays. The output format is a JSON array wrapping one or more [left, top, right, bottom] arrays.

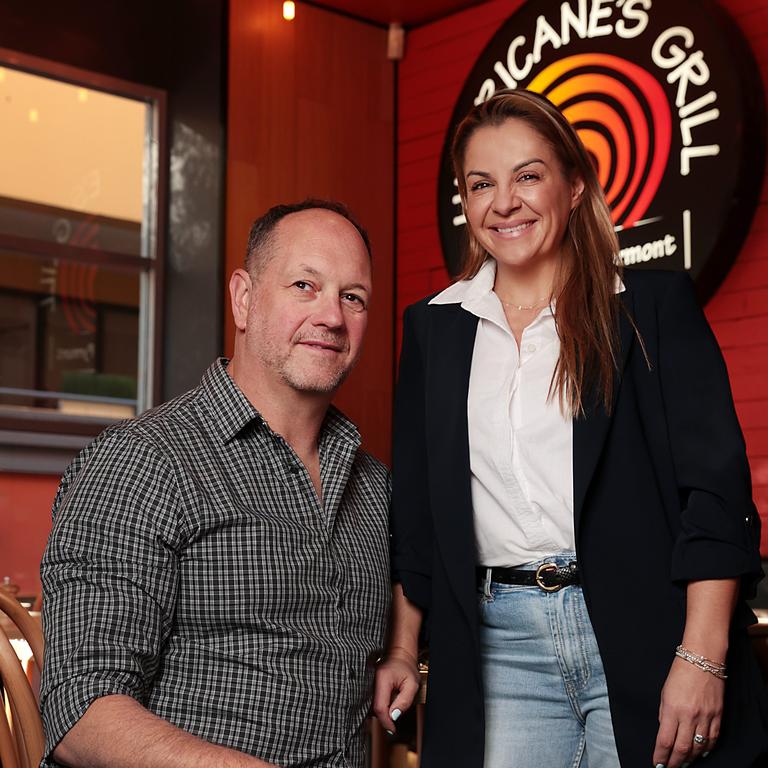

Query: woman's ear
[[571, 176, 585, 208]]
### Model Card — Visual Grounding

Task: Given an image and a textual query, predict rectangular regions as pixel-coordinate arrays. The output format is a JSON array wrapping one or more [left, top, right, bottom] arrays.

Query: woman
[[373, 89, 767, 768]]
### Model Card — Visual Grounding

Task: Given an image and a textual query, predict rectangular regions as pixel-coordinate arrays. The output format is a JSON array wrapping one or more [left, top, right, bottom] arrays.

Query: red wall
[[397, 0, 768, 551], [0, 473, 59, 596], [226, 0, 395, 465]]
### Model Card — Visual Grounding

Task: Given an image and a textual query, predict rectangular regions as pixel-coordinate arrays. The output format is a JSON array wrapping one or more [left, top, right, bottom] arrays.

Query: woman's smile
[[462, 118, 583, 275]]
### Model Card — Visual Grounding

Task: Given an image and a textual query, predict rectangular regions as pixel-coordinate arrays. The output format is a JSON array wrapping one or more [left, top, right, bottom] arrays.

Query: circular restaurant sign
[[437, 0, 765, 302]]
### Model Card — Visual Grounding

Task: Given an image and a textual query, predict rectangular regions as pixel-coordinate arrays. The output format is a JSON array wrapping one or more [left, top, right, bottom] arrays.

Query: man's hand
[[53, 695, 279, 768], [372, 647, 421, 734]]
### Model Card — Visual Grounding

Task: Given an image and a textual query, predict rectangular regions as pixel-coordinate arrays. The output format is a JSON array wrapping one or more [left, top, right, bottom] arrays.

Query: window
[[0, 51, 165, 436]]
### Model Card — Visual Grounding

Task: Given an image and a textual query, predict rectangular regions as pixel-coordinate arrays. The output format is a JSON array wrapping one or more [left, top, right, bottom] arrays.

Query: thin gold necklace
[[497, 295, 550, 311]]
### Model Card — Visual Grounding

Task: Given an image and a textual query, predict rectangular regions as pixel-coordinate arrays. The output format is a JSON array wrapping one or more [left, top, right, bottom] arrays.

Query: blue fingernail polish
[[655, 763, 666, 768], [385, 729, 393, 736], [703, 753, 710, 758], [390, 708, 402, 721]]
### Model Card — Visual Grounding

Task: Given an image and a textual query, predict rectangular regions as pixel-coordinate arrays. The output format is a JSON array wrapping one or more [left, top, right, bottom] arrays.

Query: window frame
[[0, 47, 167, 470]]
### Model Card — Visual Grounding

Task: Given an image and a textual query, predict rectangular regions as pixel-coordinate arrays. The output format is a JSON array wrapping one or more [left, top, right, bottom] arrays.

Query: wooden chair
[[0, 591, 45, 768], [0, 623, 44, 768], [0, 592, 43, 677], [0, 696, 21, 768]]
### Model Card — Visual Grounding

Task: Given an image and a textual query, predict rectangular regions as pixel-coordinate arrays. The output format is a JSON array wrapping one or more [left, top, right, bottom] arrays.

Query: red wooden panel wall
[[227, 0, 395, 464], [397, 0, 768, 550]]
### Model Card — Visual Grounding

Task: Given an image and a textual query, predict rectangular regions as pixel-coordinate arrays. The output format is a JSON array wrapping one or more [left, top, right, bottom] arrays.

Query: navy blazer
[[391, 269, 767, 767]]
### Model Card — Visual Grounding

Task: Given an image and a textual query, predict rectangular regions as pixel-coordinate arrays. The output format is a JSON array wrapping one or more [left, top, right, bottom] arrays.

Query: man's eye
[[342, 293, 366, 310], [518, 172, 539, 182], [293, 281, 311, 291], [470, 181, 491, 191]]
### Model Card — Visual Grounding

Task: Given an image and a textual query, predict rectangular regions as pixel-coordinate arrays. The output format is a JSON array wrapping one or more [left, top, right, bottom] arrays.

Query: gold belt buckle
[[535, 563, 561, 592]]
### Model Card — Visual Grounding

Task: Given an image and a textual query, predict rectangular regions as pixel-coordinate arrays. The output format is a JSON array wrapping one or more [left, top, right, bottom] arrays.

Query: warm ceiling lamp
[[283, 1, 295, 20]]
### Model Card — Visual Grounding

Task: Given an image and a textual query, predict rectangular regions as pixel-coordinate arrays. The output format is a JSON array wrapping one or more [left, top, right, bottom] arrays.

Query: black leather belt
[[477, 561, 580, 592]]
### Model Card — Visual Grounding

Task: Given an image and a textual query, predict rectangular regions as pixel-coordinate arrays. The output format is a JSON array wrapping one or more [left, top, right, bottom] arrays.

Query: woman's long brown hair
[[451, 89, 622, 417]]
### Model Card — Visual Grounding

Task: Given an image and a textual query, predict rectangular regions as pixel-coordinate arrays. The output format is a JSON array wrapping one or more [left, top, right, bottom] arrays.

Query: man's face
[[240, 209, 372, 395]]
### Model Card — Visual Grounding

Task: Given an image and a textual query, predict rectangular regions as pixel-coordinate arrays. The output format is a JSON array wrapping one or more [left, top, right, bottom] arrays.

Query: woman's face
[[461, 117, 584, 274]]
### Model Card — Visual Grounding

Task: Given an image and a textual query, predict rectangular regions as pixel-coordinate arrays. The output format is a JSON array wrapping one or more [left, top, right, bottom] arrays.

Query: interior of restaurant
[[1, 0, 768, 765]]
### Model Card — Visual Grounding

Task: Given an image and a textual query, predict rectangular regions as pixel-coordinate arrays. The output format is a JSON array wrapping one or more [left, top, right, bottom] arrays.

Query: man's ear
[[229, 269, 253, 332]]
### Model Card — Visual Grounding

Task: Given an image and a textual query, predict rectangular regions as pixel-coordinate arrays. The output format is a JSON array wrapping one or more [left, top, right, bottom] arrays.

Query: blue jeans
[[478, 553, 621, 768]]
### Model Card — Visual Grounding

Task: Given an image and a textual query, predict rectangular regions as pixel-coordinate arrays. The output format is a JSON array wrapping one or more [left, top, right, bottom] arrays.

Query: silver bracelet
[[675, 644, 727, 679]]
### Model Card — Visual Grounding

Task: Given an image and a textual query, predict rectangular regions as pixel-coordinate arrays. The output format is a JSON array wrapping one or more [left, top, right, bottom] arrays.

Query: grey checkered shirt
[[40, 359, 391, 768]]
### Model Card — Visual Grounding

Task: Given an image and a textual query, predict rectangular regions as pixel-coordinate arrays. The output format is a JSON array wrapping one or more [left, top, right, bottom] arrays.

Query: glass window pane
[[0, 249, 140, 420], [0, 55, 162, 427], [0, 66, 147, 256]]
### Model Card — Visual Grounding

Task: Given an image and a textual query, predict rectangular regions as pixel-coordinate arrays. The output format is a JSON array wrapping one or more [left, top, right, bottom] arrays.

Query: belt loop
[[482, 567, 492, 598]]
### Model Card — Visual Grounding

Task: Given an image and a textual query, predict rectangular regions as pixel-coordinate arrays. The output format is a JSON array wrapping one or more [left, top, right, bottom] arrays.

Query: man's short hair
[[245, 199, 372, 276]]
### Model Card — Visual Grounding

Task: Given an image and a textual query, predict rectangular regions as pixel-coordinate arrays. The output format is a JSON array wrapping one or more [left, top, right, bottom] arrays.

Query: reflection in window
[[0, 62, 161, 421], [1, 250, 139, 419]]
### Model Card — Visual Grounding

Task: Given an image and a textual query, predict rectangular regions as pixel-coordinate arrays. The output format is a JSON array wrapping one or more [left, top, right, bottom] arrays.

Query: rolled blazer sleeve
[[391, 304, 434, 612], [657, 272, 762, 592]]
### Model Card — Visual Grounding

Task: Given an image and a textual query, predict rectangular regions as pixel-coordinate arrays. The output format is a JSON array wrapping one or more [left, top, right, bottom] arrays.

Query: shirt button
[[524, 343, 536, 354], [287, 464, 300, 474]]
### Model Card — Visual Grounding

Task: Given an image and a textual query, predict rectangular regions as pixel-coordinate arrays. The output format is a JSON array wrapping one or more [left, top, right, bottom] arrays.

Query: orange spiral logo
[[437, 2, 763, 300], [527, 54, 672, 230]]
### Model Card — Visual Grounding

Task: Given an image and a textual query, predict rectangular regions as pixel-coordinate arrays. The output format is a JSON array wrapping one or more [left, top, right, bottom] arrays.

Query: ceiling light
[[29, 108, 39, 123], [283, 1, 295, 21]]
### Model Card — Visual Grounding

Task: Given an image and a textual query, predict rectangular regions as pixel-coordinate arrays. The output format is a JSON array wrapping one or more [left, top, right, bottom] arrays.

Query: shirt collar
[[428, 258, 626, 311], [428, 258, 497, 307], [429, 259, 550, 331], [320, 406, 362, 452], [202, 358, 265, 443], [201, 358, 361, 450]]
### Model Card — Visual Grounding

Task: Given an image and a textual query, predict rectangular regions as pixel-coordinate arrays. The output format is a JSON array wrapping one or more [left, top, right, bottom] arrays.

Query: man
[[40, 200, 391, 768]]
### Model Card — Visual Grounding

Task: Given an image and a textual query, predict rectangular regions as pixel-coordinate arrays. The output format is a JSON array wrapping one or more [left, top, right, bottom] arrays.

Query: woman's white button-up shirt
[[429, 259, 623, 567]]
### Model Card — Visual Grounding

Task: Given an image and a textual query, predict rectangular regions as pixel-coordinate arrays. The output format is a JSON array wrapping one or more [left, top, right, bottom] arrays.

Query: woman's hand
[[652, 657, 724, 768], [372, 647, 421, 733]]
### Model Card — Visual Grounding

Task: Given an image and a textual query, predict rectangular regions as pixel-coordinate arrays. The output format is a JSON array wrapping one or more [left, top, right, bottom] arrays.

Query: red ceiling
[[307, 0, 489, 28]]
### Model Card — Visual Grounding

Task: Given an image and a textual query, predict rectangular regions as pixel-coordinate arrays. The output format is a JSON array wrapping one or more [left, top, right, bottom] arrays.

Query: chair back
[[0, 699, 21, 768], [0, 592, 43, 676], [0, 616, 44, 768], [0, 623, 44, 768]]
